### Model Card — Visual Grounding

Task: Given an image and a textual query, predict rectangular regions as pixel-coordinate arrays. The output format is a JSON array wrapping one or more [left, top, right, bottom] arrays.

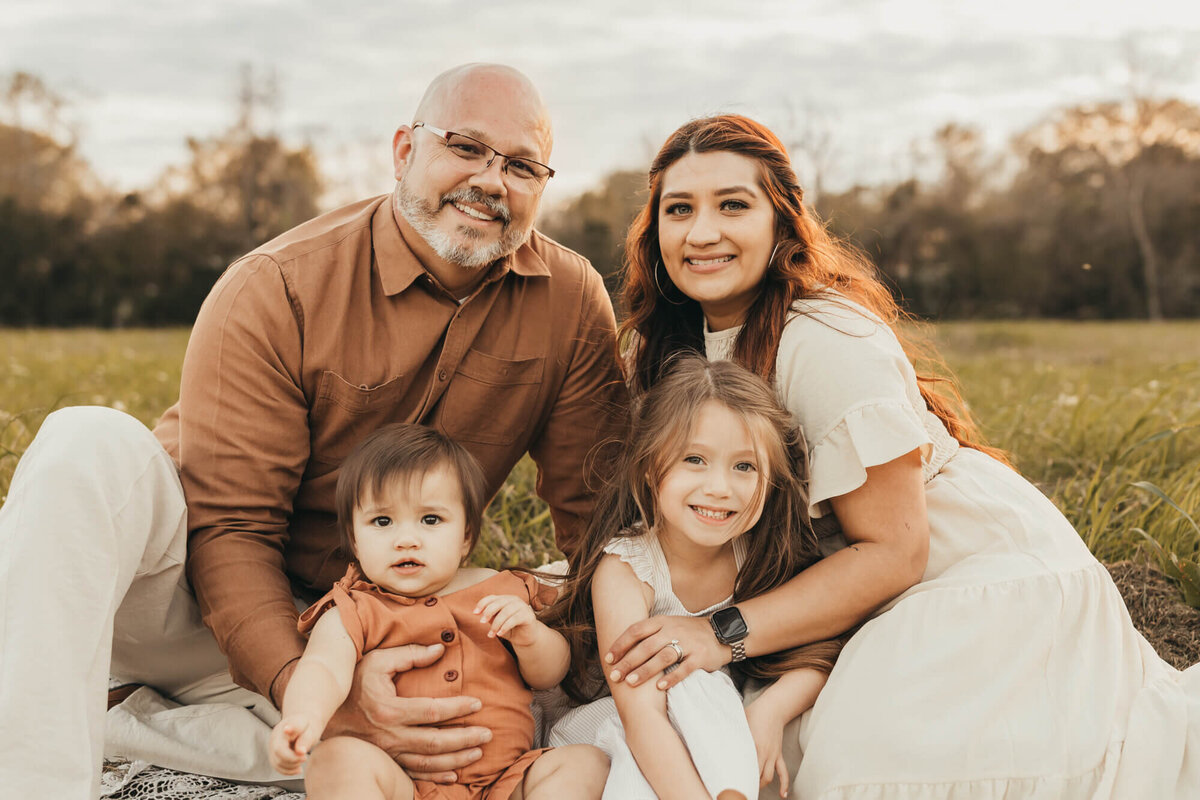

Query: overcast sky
[[4, 0, 1199, 210]]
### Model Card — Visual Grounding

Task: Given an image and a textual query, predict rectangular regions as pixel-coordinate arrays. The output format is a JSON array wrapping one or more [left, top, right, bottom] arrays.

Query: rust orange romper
[[298, 566, 550, 800]]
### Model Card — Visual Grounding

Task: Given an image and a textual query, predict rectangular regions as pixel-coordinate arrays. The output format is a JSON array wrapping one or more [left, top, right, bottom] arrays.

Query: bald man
[[0, 63, 625, 797]]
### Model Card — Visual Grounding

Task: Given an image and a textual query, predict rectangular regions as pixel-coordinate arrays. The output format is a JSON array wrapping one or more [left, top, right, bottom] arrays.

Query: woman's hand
[[604, 615, 726, 690]]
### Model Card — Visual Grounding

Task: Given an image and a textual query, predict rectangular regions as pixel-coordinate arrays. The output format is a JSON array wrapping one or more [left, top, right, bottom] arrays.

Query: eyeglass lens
[[444, 133, 550, 184]]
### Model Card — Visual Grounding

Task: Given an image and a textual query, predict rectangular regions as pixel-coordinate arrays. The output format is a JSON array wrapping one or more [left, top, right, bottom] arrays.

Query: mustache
[[441, 188, 511, 224]]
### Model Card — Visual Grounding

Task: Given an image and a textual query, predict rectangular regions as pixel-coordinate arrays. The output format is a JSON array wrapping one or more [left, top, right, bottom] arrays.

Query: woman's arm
[[607, 448, 929, 689], [742, 447, 929, 652], [594, 554, 710, 800]]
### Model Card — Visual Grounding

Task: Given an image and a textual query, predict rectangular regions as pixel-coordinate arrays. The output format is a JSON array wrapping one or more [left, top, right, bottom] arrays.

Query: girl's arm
[[268, 610, 359, 772], [594, 554, 711, 800], [475, 594, 571, 690], [744, 668, 828, 796], [747, 667, 827, 728], [608, 448, 929, 689]]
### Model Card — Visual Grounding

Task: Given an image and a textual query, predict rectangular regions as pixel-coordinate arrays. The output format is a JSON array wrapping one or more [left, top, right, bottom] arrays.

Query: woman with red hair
[[598, 114, 1198, 798]]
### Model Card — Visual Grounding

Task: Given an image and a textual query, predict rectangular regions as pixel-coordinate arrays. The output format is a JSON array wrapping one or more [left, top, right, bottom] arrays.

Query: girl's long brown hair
[[619, 114, 1008, 464], [542, 356, 843, 703]]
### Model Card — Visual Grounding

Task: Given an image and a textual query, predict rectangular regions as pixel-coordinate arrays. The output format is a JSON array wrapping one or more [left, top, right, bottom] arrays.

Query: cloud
[[2, 0, 1198, 203]]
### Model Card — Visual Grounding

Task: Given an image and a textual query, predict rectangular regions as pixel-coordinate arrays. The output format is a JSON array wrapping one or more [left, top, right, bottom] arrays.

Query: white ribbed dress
[[548, 530, 760, 799], [705, 295, 1199, 800]]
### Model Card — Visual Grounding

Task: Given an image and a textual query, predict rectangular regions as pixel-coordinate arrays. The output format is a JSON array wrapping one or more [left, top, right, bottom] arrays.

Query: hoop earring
[[654, 260, 687, 306], [768, 241, 780, 268]]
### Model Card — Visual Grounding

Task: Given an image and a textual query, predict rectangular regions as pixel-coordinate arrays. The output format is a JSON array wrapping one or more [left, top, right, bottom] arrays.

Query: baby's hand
[[475, 594, 538, 647], [745, 700, 790, 797], [269, 714, 320, 775]]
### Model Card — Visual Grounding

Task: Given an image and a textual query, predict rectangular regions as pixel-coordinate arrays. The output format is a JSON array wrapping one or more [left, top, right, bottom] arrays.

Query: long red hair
[[619, 114, 1008, 464]]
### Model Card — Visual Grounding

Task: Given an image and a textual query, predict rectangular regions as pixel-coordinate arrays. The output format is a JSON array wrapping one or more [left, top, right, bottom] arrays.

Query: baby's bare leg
[[305, 736, 415, 800], [514, 744, 609, 799]]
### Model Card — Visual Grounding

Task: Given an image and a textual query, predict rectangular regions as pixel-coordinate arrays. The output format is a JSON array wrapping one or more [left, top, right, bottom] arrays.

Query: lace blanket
[[101, 759, 305, 800]]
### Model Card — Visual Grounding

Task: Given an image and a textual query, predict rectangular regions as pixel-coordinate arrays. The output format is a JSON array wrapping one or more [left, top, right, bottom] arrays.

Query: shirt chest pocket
[[308, 371, 410, 466], [440, 350, 545, 447]]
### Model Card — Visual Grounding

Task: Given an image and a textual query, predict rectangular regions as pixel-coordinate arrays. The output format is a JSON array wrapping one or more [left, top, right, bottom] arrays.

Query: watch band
[[729, 641, 747, 662]]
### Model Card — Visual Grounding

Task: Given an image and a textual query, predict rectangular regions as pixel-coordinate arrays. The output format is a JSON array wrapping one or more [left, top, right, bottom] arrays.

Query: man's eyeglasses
[[412, 123, 555, 189]]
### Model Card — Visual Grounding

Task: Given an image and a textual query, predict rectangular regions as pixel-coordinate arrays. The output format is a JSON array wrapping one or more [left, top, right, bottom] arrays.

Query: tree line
[[3, 70, 1198, 326], [1, 70, 321, 326]]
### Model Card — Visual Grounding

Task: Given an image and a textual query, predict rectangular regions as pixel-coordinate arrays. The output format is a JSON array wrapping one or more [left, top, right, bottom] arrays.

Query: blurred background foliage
[[1, 68, 321, 326], [2, 67, 1199, 325]]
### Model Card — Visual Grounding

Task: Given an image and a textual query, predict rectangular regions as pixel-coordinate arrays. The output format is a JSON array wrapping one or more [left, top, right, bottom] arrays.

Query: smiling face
[[654, 400, 768, 554], [392, 65, 552, 293], [350, 463, 472, 597], [657, 150, 777, 331]]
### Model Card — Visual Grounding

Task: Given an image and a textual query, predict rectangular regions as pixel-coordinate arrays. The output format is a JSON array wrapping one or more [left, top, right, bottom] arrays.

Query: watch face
[[711, 606, 748, 643]]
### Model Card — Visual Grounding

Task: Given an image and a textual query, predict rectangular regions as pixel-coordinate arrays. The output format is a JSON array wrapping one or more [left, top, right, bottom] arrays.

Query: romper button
[[443, 670, 458, 681], [424, 597, 438, 606], [438, 369, 447, 381], [440, 629, 455, 643]]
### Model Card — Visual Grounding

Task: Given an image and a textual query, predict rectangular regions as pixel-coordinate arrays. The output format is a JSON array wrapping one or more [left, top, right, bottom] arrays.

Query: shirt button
[[424, 597, 438, 607], [443, 670, 459, 682], [440, 629, 455, 643], [438, 369, 447, 381]]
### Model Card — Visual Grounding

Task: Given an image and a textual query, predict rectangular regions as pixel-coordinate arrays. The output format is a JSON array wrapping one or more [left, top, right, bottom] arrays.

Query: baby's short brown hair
[[335, 424, 488, 557]]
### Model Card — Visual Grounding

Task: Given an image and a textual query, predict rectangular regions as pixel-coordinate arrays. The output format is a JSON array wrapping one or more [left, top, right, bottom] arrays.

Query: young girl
[[545, 356, 843, 800], [268, 423, 608, 800]]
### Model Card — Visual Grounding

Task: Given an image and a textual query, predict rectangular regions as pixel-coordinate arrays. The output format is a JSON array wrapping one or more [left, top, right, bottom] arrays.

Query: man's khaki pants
[[0, 407, 296, 799]]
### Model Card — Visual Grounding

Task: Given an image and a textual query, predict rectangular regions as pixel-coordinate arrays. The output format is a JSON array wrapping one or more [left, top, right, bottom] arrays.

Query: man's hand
[[323, 644, 491, 784]]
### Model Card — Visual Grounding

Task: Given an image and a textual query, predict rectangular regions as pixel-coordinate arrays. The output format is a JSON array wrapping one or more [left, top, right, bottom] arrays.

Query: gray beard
[[396, 178, 531, 269]]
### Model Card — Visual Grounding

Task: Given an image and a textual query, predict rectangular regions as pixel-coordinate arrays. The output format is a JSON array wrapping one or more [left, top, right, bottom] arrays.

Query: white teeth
[[453, 202, 495, 221], [692, 506, 733, 520], [689, 255, 734, 266]]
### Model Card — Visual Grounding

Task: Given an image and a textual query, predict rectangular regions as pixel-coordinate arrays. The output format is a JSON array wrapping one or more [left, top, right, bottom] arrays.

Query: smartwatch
[[709, 606, 749, 662]]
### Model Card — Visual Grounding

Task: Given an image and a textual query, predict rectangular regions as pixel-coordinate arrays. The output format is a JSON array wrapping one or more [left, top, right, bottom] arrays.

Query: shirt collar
[[372, 196, 551, 297]]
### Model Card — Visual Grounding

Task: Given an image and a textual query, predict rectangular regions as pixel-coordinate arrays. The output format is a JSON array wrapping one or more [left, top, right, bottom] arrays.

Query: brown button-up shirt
[[153, 195, 626, 697]]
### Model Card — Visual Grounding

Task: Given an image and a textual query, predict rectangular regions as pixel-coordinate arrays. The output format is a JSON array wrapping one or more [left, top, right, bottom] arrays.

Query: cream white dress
[[705, 296, 1199, 800]]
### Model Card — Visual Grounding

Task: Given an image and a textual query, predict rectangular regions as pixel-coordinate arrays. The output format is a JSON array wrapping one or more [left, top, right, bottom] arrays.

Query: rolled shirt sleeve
[[180, 254, 311, 696], [528, 253, 628, 559]]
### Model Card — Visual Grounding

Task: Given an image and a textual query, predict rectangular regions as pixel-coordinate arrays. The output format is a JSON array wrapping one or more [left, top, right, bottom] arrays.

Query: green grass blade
[[1130, 481, 1200, 538]]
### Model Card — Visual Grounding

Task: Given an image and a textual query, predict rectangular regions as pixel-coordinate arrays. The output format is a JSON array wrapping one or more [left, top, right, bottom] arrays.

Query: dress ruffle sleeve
[[776, 298, 941, 516], [296, 563, 368, 659], [807, 400, 932, 513], [601, 530, 656, 587]]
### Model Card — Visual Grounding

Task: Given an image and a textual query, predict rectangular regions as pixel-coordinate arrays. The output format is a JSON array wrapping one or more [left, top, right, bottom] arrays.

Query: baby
[[268, 423, 607, 799]]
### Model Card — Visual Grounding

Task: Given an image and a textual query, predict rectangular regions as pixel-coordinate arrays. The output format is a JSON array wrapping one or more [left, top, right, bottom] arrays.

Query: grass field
[[3, 322, 1199, 583]]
